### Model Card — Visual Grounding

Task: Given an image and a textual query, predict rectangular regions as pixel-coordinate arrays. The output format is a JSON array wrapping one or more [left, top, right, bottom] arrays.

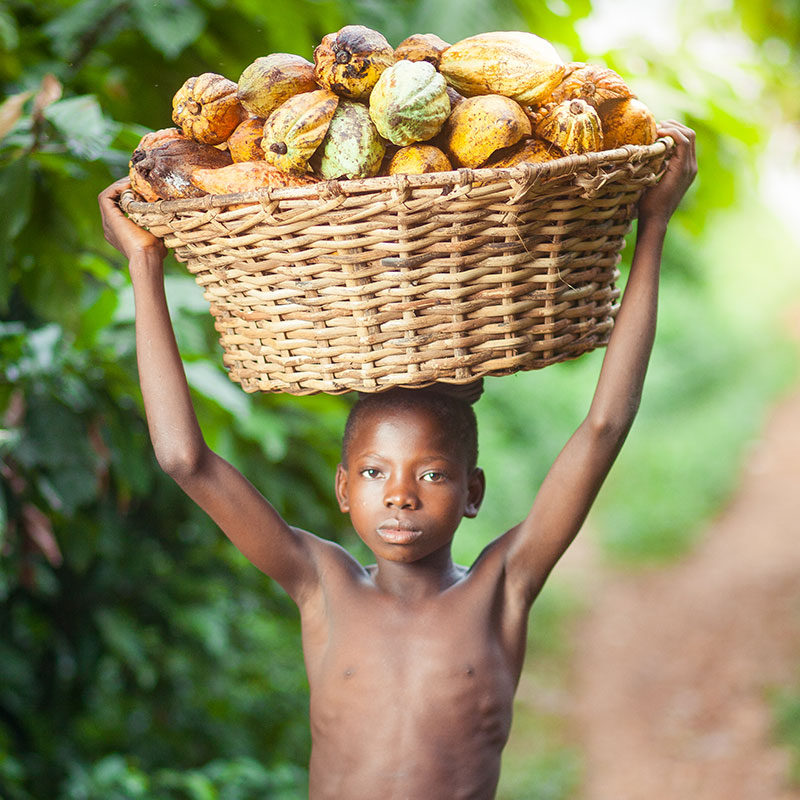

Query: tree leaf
[[130, 0, 207, 60], [43, 0, 128, 60], [43, 95, 120, 161], [0, 156, 33, 249], [183, 359, 250, 419], [0, 6, 19, 50], [32, 74, 63, 120], [0, 91, 32, 141], [21, 503, 63, 567]]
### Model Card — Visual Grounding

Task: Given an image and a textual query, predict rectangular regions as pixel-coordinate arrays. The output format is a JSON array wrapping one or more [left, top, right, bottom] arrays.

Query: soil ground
[[565, 386, 800, 799]]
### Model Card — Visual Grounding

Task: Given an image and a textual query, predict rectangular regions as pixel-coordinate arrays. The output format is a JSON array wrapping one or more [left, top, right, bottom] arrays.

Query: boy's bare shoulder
[[297, 528, 367, 575]]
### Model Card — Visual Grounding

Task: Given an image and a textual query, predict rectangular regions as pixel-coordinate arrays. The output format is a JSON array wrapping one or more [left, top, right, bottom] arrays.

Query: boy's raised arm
[[98, 179, 322, 604], [502, 123, 697, 605]]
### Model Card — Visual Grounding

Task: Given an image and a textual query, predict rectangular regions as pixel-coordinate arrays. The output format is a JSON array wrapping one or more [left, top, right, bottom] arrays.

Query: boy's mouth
[[376, 519, 423, 544]]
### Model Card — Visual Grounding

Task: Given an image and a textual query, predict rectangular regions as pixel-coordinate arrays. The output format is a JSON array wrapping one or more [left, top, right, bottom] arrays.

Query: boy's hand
[[638, 121, 697, 225], [98, 177, 167, 262]]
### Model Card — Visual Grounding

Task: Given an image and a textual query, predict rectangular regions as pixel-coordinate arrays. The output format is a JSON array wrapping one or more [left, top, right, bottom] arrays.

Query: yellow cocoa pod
[[547, 62, 632, 110], [600, 97, 657, 149], [388, 144, 452, 175], [172, 73, 245, 145], [486, 136, 561, 168], [535, 98, 603, 155], [440, 94, 531, 168], [394, 33, 450, 68], [439, 31, 565, 105], [236, 53, 318, 119], [313, 25, 395, 101], [227, 118, 266, 162], [262, 89, 339, 174]]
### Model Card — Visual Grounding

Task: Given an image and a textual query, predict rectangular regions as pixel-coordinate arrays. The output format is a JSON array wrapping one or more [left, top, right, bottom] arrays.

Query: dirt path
[[569, 387, 800, 800]]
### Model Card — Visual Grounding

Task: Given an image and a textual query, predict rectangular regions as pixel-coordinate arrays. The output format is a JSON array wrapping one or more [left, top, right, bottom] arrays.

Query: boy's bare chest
[[300, 582, 519, 798], [302, 575, 518, 692]]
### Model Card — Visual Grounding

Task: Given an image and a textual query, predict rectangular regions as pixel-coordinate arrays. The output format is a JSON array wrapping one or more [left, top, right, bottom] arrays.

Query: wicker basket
[[121, 138, 673, 395]]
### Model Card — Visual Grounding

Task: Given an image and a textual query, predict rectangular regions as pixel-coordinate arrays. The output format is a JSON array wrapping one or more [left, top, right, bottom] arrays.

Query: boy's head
[[342, 388, 479, 473], [336, 388, 484, 563]]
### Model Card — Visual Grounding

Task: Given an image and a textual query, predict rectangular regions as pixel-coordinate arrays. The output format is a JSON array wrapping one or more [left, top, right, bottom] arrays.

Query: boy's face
[[335, 404, 484, 565]]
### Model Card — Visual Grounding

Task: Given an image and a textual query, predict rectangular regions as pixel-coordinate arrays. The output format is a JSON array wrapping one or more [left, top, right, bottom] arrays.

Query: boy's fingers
[[656, 123, 697, 173], [98, 177, 131, 208]]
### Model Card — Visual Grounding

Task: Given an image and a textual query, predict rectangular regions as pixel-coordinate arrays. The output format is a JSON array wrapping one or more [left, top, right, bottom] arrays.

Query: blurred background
[[1, 0, 799, 798]]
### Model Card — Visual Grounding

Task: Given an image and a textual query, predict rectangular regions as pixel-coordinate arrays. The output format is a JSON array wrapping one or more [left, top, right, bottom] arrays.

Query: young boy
[[98, 122, 696, 800]]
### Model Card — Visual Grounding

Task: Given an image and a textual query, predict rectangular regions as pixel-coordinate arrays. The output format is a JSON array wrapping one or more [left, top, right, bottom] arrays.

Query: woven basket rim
[[120, 137, 674, 215]]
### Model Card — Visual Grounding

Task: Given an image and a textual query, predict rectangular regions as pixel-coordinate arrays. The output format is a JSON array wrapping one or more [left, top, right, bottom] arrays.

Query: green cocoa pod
[[311, 100, 386, 180], [368, 60, 451, 147]]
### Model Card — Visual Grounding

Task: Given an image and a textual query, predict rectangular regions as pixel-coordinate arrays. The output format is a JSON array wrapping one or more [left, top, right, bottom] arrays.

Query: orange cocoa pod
[[172, 73, 245, 145], [547, 62, 632, 110], [134, 127, 187, 150], [227, 117, 267, 162], [190, 161, 319, 195], [600, 97, 657, 149]]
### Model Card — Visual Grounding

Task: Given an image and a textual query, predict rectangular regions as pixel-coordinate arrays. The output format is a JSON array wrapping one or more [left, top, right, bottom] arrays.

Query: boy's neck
[[369, 548, 465, 601]]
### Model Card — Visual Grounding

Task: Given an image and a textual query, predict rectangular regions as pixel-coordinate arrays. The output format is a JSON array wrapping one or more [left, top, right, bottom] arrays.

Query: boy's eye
[[421, 471, 445, 483], [360, 468, 382, 479]]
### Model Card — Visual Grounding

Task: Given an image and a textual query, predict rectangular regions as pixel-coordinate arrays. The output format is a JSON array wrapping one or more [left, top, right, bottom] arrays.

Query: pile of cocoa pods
[[129, 25, 658, 201]]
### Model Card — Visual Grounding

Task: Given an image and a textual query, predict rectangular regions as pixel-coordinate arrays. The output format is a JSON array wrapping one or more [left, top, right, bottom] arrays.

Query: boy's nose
[[383, 481, 418, 510]]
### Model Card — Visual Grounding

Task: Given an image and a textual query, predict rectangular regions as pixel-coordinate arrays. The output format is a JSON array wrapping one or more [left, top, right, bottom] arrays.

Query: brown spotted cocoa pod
[[129, 137, 232, 201], [236, 54, 318, 119], [394, 33, 451, 68], [313, 25, 395, 101]]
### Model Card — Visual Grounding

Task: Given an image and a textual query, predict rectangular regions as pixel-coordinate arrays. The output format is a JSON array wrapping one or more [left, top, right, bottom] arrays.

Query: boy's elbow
[[154, 442, 207, 481], [587, 398, 639, 443]]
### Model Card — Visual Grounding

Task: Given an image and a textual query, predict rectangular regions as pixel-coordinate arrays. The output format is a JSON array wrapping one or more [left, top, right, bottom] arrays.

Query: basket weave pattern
[[122, 139, 672, 395]]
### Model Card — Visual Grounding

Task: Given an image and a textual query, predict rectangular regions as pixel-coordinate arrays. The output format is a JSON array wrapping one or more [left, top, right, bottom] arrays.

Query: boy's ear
[[335, 463, 350, 513], [464, 467, 485, 519]]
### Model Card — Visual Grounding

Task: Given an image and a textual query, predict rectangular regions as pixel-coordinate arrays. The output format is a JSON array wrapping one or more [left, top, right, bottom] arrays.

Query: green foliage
[[63, 755, 307, 800], [772, 682, 800, 785], [0, 4, 352, 796]]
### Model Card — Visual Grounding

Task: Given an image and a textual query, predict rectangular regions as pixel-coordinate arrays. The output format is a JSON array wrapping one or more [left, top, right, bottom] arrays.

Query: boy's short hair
[[342, 388, 479, 472]]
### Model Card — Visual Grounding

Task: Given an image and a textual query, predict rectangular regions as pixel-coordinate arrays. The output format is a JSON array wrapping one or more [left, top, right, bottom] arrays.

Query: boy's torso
[[299, 539, 528, 800]]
